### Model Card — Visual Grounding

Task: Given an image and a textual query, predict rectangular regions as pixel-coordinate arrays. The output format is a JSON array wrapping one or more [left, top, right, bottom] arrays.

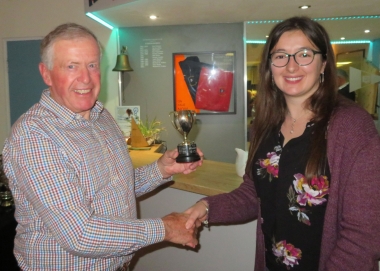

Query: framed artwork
[[173, 51, 236, 114], [115, 106, 140, 137]]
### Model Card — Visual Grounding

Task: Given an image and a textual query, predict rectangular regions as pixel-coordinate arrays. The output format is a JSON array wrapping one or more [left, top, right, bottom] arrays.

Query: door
[[7, 39, 46, 125]]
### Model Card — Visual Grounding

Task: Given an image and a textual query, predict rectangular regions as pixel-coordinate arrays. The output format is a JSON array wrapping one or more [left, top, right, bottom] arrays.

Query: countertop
[[129, 144, 243, 196]]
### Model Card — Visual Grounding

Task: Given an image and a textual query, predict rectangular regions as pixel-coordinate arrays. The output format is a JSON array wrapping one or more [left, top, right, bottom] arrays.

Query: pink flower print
[[272, 240, 302, 268], [293, 174, 329, 206], [258, 152, 280, 179], [288, 174, 329, 225]]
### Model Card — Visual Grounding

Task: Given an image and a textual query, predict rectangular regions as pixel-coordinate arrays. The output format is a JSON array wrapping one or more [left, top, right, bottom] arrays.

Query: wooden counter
[[129, 145, 243, 196]]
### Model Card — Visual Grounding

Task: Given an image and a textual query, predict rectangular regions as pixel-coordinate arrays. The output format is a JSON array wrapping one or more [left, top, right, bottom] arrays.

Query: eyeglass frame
[[269, 49, 324, 68]]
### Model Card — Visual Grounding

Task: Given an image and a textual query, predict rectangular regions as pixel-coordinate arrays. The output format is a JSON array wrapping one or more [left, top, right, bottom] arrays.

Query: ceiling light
[[150, 15, 158, 20], [299, 5, 311, 9], [331, 40, 371, 44], [340, 37, 345, 40], [246, 40, 267, 44], [85, 12, 114, 30], [364, 29, 370, 33]]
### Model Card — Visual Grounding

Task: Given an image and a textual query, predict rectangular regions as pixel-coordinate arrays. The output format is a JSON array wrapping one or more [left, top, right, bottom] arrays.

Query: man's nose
[[78, 67, 91, 83]]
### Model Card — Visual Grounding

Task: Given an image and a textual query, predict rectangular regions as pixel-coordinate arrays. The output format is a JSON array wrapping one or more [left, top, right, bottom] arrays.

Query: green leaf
[[137, 116, 166, 139]]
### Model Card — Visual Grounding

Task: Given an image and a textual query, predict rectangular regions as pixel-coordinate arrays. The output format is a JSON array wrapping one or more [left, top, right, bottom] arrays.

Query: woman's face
[[270, 30, 326, 101]]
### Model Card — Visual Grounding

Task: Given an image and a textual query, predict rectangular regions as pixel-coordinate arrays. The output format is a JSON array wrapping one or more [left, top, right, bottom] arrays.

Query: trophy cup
[[169, 110, 200, 163]]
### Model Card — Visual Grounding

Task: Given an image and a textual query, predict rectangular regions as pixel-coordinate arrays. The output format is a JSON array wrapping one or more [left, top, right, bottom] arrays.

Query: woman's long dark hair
[[246, 16, 338, 181]]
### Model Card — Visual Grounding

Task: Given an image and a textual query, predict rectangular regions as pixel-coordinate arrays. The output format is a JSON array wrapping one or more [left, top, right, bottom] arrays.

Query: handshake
[[162, 200, 209, 248]]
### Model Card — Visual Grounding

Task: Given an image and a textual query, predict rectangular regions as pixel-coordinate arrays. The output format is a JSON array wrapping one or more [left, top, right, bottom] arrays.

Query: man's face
[[39, 37, 101, 119]]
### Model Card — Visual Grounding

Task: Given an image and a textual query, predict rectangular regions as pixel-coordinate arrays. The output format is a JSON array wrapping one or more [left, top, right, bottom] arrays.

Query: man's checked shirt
[[3, 89, 169, 270]]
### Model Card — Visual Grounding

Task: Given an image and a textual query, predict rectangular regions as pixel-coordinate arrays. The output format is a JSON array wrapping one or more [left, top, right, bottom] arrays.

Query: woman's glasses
[[270, 49, 323, 67]]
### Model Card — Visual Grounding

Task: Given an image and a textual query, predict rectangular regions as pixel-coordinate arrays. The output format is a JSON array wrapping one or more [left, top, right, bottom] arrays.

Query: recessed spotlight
[[340, 37, 345, 40], [299, 5, 311, 9], [364, 29, 370, 33], [149, 15, 158, 20]]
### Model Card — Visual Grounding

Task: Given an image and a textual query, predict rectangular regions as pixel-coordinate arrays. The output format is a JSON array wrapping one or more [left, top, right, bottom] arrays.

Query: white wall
[[0, 0, 119, 150], [131, 186, 257, 271]]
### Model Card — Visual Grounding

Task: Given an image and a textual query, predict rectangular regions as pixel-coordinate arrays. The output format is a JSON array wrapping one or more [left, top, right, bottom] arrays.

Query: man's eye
[[68, 65, 75, 69]]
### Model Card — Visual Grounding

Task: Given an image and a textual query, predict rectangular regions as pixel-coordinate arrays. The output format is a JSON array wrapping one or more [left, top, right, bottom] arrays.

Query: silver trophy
[[169, 110, 200, 163]]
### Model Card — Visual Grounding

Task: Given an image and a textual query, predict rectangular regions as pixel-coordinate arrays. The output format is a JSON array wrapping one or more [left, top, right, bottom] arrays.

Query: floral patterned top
[[253, 123, 330, 271]]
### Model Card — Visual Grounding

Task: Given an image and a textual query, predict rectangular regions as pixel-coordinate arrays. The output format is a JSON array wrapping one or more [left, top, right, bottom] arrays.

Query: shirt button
[[75, 114, 81, 120]]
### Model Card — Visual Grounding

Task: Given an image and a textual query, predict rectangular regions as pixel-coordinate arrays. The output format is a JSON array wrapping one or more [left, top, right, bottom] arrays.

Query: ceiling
[[91, 0, 380, 41]]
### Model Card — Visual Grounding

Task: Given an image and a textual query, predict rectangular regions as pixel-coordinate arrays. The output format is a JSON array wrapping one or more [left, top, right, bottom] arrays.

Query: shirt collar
[[39, 89, 104, 125]]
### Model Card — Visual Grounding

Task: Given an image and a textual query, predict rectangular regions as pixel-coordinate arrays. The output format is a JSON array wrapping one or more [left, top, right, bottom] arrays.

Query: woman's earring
[[320, 73, 325, 83]]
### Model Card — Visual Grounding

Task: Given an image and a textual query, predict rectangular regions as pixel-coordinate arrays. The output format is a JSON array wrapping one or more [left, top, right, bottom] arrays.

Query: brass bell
[[113, 54, 133, 71], [113, 46, 133, 72]]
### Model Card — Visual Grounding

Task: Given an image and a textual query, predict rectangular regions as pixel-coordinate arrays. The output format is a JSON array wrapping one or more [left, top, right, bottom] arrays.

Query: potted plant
[[138, 116, 166, 145]]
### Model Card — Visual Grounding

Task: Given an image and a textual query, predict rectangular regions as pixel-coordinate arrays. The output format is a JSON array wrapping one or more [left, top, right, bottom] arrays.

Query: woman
[[185, 17, 380, 271]]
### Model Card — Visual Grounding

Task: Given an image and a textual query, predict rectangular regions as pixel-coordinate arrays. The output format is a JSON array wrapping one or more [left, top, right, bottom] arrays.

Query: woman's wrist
[[197, 200, 209, 226]]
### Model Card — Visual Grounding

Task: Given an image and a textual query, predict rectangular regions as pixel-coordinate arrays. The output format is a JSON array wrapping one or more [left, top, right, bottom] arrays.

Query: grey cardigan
[[204, 99, 380, 271]]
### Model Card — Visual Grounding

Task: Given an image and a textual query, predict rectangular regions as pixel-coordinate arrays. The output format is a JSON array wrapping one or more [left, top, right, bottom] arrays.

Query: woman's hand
[[184, 200, 209, 230]]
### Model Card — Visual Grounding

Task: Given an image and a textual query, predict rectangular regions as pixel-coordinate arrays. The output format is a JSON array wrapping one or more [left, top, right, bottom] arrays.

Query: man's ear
[[39, 62, 52, 86]]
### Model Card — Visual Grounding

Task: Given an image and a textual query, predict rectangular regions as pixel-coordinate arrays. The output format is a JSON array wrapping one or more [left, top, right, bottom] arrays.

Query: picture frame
[[115, 106, 140, 138], [173, 51, 236, 114]]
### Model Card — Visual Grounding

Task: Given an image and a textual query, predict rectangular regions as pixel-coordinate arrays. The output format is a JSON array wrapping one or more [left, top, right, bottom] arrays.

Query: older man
[[3, 23, 202, 270]]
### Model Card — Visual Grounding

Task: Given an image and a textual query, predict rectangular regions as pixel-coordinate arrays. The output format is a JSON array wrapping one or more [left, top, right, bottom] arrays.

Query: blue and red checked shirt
[[3, 89, 169, 270]]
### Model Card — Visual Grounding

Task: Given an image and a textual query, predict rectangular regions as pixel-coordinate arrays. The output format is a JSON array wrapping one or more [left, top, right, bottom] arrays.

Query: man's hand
[[162, 212, 200, 248], [184, 200, 209, 230], [157, 148, 203, 178]]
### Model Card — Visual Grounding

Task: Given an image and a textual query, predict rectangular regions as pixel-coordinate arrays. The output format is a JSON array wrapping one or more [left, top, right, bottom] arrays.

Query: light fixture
[[247, 40, 371, 44], [246, 20, 282, 24], [85, 12, 114, 30], [246, 40, 267, 44], [331, 40, 371, 44], [150, 15, 158, 20], [299, 5, 311, 9], [340, 37, 345, 40], [336, 61, 352, 67], [364, 29, 370, 33]]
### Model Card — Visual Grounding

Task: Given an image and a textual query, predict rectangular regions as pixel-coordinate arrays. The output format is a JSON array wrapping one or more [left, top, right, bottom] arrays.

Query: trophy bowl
[[169, 110, 200, 163]]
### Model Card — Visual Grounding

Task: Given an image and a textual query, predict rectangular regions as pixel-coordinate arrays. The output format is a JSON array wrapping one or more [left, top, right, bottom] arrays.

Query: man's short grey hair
[[40, 23, 102, 70], [336, 68, 349, 81]]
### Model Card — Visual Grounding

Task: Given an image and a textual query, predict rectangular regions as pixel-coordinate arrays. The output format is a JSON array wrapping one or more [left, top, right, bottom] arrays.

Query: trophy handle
[[169, 111, 183, 136]]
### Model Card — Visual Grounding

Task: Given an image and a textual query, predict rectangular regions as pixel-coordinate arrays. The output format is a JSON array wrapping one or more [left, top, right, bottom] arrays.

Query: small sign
[[115, 106, 140, 137]]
